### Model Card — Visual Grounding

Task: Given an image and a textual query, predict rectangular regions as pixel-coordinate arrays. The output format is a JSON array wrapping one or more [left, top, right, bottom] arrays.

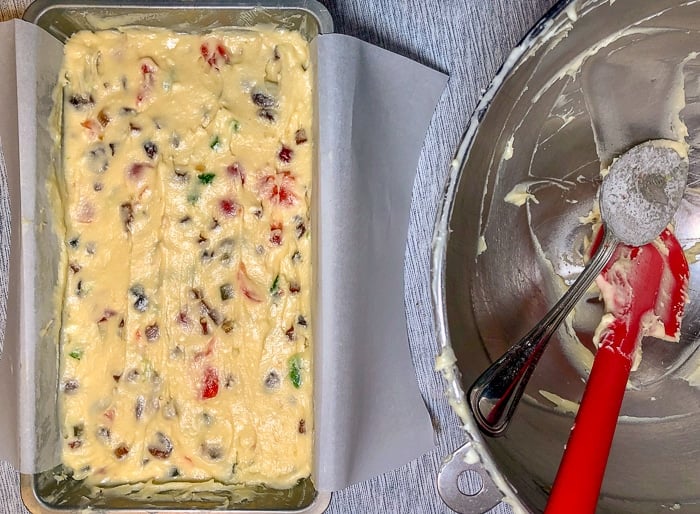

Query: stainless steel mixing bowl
[[433, 0, 700, 512]]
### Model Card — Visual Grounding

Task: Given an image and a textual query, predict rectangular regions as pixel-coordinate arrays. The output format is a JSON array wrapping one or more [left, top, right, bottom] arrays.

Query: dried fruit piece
[[120, 202, 133, 232], [269, 222, 283, 245], [289, 355, 302, 388], [63, 379, 79, 394], [129, 284, 148, 312], [295, 128, 308, 145], [270, 274, 280, 295], [143, 141, 158, 159], [220, 198, 240, 217], [198, 172, 216, 185], [114, 444, 130, 459], [136, 57, 158, 106], [68, 93, 94, 109], [226, 162, 246, 186], [202, 442, 223, 460], [97, 109, 111, 127], [285, 325, 296, 341], [298, 419, 306, 434], [258, 171, 297, 206], [278, 145, 293, 163], [202, 367, 219, 399], [220, 283, 234, 301], [295, 217, 307, 239], [147, 432, 173, 459], [135, 395, 145, 420], [199, 316, 209, 335], [200, 41, 230, 70], [251, 91, 276, 108], [264, 370, 280, 389], [145, 323, 160, 341], [221, 319, 234, 333]]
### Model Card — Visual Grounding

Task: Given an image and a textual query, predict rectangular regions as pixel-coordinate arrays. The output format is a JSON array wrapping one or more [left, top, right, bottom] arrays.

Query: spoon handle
[[468, 229, 619, 436]]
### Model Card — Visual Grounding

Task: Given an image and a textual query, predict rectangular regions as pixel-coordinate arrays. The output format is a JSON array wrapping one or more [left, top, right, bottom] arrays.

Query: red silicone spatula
[[545, 228, 689, 514]]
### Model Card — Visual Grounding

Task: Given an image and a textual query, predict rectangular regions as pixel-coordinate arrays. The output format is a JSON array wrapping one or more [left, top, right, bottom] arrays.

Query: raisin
[[202, 443, 223, 460], [143, 141, 158, 159], [295, 128, 308, 145], [220, 283, 234, 301], [147, 432, 173, 459], [257, 108, 277, 122], [120, 202, 133, 232], [251, 91, 276, 108], [135, 395, 145, 420], [69, 262, 81, 273], [199, 317, 209, 335], [297, 315, 307, 327], [97, 109, 111, 126], [68, 94, 94, 109], [221, 319, 234, 333], [264, 371, 280, 389], [298, 419, 306, 434], [295, 219, 307, 239], [97, 426, 111, 440], [114, 444, 130, 459], [145, 323, 160, 341], [129, 284, 148, 312], [286, 325, 296, 341], [63, 379, 79, 394], [174, 169, 190, 182]]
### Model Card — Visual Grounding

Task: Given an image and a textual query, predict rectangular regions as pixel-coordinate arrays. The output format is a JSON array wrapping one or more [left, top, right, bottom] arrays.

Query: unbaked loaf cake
[[57, 27, 313, 488]]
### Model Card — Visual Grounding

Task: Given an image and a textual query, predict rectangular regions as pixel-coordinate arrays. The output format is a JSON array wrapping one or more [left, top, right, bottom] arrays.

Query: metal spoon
[[468, 139, 689, 437]]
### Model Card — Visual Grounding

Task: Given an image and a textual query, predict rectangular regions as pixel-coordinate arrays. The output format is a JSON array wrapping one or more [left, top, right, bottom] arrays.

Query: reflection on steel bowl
[[434, 0, 700, 512]]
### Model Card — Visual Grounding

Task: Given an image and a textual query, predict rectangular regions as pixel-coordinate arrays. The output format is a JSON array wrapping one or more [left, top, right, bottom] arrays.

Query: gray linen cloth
[[0, 0, 557, 512]]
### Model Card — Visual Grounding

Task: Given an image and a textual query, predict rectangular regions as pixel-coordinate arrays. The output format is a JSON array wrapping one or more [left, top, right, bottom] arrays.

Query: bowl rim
[[430, 0, 574, 512]]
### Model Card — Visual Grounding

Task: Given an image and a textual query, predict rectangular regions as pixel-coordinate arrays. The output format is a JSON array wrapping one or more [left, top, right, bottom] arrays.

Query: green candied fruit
[[198, 173, 216, 185], [270, 274, 280, 294], [288, 354, 302, 389]]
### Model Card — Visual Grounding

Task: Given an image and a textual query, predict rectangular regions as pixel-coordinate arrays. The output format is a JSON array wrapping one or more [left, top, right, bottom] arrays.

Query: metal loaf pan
[[20, 1, 332, 512]]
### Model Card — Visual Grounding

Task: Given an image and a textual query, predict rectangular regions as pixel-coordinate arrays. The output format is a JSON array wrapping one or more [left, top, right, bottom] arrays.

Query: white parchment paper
[[0, 20, 447, 487], [312, 34, 446, 490], [0, 19, 65, 475]]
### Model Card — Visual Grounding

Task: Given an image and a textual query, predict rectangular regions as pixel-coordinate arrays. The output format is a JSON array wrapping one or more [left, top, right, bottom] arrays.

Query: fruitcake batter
[[57, 27, 313, 488]]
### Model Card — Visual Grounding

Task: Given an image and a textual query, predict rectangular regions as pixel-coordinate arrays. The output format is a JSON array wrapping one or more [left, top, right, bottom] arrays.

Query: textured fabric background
[[0, 0, 557, 512]]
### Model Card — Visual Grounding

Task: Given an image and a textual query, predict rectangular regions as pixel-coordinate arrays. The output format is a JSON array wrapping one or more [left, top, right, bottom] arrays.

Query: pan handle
[[437, 442, 506, 514]]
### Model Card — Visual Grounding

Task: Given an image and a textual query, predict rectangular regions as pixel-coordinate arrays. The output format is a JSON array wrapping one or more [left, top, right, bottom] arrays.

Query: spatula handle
[[544, 344, 632, 514]]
